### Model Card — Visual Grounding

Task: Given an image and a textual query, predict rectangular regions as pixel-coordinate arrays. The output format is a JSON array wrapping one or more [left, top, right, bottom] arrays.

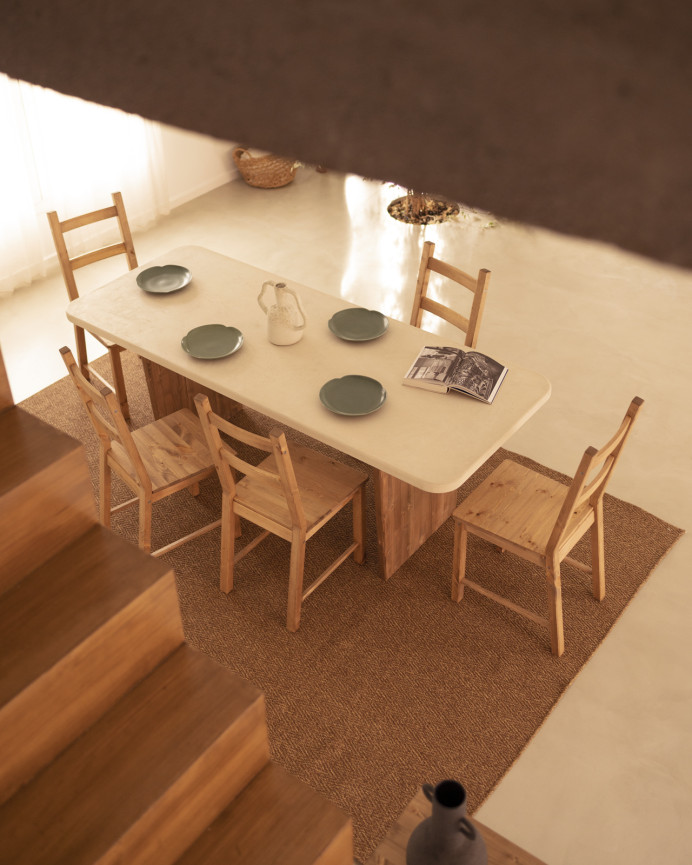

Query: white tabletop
[[66, 245, 551, 493]]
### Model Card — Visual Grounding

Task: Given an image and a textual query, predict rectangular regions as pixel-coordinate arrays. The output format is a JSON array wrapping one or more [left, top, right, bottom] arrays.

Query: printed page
[[448, 351, 507, 401], [404, 346, 465, 387]]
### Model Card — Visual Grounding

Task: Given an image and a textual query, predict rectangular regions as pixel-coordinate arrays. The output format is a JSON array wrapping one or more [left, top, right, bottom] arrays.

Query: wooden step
[[175, 762, 353, 865], [0, 524, 185, 804], [0, 645, 270, 865], [0, 405, 97, 594]]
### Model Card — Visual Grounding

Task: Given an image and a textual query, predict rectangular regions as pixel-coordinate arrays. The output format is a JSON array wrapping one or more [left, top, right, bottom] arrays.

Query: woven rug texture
[[19, 352, 684, 861]]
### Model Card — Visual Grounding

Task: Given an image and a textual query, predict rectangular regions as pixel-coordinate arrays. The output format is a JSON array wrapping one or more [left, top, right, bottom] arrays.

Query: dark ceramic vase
[[406, 780, 487, 865]]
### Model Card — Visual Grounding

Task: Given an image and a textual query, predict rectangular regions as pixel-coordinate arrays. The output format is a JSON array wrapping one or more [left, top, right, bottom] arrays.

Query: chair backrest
[[547, 396, 644, 554], [410, 240, 490, 348], [47, 192, 138, 302], [194, 394, 307, 530], [60, 346, 151, 491]]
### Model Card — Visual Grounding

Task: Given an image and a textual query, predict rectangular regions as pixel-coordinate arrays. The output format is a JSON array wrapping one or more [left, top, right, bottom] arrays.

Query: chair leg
[[75, 325, 90, 379], [108, 346, 130, 422], [99, 452, 111, 527], [591, 499, 606, 601], [138, 491, 153, 555], [352, 485, 366, 564], [286, 529, 307, 632], [220, 494, 236, 593], [452, 520, 468, 602], [546, 555, 565, 656]]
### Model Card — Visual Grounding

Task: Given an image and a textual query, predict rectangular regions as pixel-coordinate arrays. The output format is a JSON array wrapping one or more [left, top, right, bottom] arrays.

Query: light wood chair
[[410, 240, 490, 348], [194, 393, 369, 631], [48, 192, 138, 421], [61, 346, 220, 556], [452, 397, 644, 655]]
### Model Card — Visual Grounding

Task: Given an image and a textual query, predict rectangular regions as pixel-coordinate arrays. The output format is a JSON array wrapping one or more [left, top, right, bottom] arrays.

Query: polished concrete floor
[[2, 171, 690, 864]]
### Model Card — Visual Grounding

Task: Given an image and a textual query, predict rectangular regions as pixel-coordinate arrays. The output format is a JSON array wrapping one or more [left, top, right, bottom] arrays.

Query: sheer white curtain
[[0, 74, 170, 296]]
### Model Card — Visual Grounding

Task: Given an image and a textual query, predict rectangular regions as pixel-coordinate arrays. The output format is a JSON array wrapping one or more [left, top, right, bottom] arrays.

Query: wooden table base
[[141, 358, 242, 420], [374, 470, 457, 580]]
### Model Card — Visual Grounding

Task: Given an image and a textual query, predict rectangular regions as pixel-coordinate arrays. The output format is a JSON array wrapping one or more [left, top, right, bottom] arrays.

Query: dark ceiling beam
[[2, 0, 691, 269]]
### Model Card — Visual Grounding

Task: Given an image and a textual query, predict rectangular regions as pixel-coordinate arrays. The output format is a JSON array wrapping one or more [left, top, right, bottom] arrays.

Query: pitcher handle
[[457, 817, 477, 839], [258, 280, 275, 314], [282, 285, 306, 329]]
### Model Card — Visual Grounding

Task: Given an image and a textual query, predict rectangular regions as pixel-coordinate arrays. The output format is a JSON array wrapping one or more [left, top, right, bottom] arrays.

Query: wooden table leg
[[373, 469, 457, 580], [141, 358, 242, 420]]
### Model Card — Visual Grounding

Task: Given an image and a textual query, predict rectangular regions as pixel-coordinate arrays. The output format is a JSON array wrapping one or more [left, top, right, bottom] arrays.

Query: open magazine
[[403, 345, 508, 404]]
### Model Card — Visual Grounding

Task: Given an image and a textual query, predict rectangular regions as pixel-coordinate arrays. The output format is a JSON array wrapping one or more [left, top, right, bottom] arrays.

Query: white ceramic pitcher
[[257, 280, 306, 345]]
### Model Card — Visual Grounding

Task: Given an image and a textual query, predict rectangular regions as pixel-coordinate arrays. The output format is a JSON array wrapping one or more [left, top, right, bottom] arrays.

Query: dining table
[[66, 245, 551, 580]]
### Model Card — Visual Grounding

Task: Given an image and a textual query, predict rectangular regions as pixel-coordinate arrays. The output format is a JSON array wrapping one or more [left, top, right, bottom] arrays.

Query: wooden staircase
[[0, 347, 353, 865]]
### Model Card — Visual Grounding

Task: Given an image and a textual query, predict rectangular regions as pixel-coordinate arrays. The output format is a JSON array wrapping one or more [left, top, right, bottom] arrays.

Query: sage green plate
[[137, 264, 191, 294], [328, 307, 389, 341], [319, 375, 387, 416], [181, 324, 244, 359]]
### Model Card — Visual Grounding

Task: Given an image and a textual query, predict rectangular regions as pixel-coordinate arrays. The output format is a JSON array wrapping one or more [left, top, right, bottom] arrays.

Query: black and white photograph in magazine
[[403, 345, 508, 403], [447, 350, 507, 402]]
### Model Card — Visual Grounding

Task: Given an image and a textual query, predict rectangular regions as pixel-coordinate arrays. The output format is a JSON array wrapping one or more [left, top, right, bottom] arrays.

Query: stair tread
[[0, 405, 97, 595], [0, 406, 82, 495], [0, 645, 266, 865], [0, 524, 175, 707], [177, 762, 352, 865]]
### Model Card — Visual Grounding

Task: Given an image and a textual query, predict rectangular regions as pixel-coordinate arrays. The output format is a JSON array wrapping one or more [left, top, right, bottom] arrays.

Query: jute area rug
[[21, 352, 683, 861]]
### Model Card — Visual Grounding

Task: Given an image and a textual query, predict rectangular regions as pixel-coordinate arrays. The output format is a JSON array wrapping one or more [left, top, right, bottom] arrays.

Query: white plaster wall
[[160, 124, 236, 208]]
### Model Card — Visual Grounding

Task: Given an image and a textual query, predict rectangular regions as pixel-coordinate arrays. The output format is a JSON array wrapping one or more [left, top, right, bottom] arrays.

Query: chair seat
[[453, 459, 590, 557], [236, 443, 369, 535], [194, 392, 368, 630], [452, 399, 643, 656], [111, 409, 215, 493]]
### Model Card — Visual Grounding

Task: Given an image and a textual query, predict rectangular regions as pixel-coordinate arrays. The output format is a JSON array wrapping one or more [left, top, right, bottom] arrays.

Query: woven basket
[[233, 147, 298, 189]]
